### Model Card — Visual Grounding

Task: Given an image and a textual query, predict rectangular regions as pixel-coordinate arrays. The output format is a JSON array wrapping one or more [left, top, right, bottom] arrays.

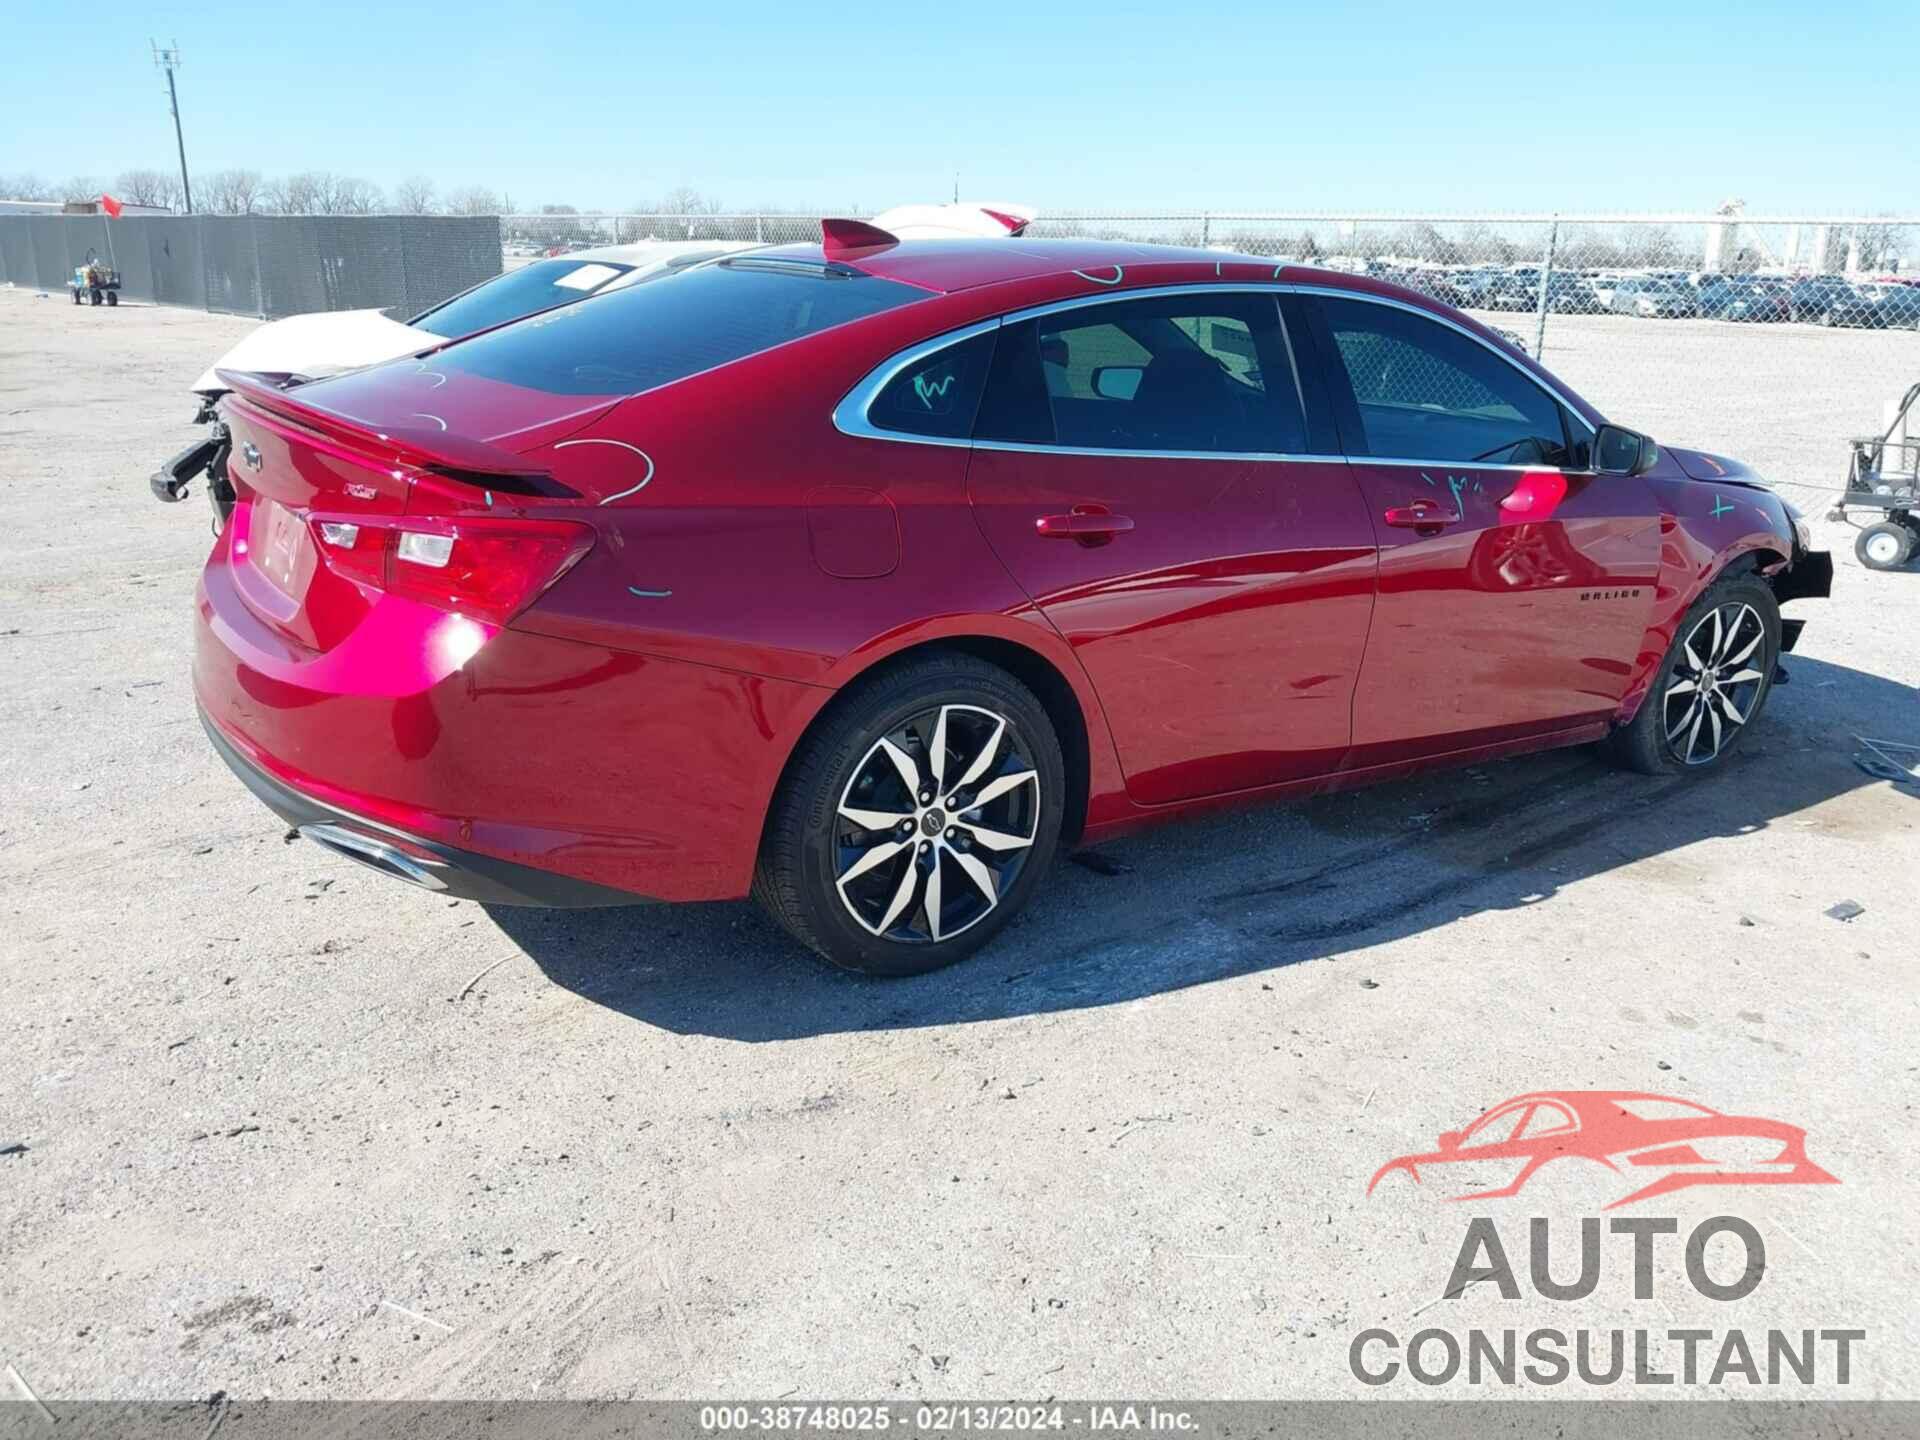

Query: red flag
[[99, 193, 123, 219]]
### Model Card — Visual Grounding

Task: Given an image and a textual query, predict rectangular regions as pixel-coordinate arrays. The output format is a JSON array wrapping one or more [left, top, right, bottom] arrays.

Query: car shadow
[[487, 654, 1916, 1041]]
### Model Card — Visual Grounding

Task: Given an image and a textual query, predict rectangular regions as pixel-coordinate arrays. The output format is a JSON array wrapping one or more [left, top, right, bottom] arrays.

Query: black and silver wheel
[[1603, 571, 1779, 775], [105, 289, 117, 307], [1856, 521, 1913, 572], [755, 654, 1064, 976]]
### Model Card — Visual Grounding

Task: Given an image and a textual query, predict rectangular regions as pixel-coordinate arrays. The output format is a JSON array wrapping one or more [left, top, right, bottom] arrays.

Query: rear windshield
[[412, 258, 636, 339], [430, 260, 928, 396]]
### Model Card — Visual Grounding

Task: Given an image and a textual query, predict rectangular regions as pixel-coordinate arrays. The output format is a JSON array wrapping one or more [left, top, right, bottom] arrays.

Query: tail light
[[308, 514, 593, 625]]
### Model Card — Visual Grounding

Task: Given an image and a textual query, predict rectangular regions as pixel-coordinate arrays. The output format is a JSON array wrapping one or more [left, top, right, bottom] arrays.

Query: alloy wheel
[[1662, 602, 1768, 766], [833, 704, 1040, 943]]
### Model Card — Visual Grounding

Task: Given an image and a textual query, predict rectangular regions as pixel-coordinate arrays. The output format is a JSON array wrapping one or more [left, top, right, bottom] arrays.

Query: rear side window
[[432, 260, 927, 396], [868, 330, 995, 440], [974, 292, 1309, 455], [412, 258, 634, 339]]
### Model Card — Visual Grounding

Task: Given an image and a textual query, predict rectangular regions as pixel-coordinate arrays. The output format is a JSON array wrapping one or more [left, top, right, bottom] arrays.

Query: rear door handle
[[1382, 501, 1462, 531], [1037, 510, 1135, 545]]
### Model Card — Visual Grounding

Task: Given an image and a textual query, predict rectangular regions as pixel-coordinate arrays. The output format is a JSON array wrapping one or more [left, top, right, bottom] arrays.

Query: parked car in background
[[1588, 274, 1632, 308], [1453, 268, 1535, 310], [1696, 277, 1790, 323], [1847, 279, 1920, 329], [191, 226, 1829, 974], [1788, 275, 1870, 326], [1546, 274, 1606, 314], [1610, 277, 1700, 318], [1382, 267, 1469, 309]]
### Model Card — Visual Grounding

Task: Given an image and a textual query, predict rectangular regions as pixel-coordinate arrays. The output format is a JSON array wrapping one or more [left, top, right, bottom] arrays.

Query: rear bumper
[[194, 532, 830, 905], [202, 709, 644, 906]]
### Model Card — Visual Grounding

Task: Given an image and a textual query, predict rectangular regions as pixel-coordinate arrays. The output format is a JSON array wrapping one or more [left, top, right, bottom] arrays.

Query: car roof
[[750, 238, 1258, 294]]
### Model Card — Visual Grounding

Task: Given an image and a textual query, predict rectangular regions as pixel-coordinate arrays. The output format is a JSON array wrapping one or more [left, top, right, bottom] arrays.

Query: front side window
[[868, 330, 995, 440], [1317, 296, 1571, 465], [975, 292, 1308, 455], [432, 259, 927, 396]]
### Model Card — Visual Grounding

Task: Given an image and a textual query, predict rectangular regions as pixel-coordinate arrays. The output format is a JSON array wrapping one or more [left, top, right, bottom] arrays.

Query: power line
[[151, 40, 193, 215]]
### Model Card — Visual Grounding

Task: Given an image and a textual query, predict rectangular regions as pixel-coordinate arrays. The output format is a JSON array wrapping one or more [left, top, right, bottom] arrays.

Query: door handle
[[1382, 501, 1462, 531], [1036, 509, 1135, 545]]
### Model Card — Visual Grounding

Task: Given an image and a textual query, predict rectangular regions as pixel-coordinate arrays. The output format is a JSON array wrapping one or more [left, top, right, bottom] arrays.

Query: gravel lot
[[2, 287, 1917, 1409]]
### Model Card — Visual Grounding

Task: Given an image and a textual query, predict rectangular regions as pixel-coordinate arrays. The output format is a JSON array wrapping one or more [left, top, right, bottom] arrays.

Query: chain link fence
[[0, 213, 500, 321], [504, 211, 1919, 491]]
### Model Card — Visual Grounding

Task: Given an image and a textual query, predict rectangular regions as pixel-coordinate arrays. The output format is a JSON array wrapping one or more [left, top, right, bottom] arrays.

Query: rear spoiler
[[215, 368, 580, 498]]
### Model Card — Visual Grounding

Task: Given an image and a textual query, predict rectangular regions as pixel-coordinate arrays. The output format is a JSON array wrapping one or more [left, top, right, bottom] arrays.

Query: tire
[[1856, 522, 1914, 571], [89, 288, 102, 306], [1603, 571, 1781, 775], [754, 654, 1065, 976], [105, 290, 117, 307]]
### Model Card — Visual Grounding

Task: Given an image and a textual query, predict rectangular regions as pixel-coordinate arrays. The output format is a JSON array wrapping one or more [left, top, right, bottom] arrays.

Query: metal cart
[[1830, 381, 1920, 570]]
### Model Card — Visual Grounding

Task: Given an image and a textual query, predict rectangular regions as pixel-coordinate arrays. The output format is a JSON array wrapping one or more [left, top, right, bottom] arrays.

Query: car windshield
[[431, 257, 928, 397], [413, 258, 636, 339]]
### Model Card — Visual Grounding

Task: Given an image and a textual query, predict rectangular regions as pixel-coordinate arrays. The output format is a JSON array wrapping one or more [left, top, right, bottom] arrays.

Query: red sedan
[[194, 222, 1831, 974]]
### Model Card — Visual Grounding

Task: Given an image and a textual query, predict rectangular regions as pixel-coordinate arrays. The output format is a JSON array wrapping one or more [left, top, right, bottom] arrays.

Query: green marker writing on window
[[914, 372, 957, 408]]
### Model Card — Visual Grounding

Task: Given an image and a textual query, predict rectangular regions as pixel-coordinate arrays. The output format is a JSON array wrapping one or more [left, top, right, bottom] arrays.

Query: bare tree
[[2, 173, 54, 201], [1619, 223, 1683, 268], [202, 168, 265, 215], [656, 186, 720, 216], [113, 168, 184, 210], [1457, 221, 1517, 265], [444, 186, 506, 216], [393, 175, 437, 214], [1853, 217, 1909, 272], [332, 176, 384, 215], [636, 186, 726, 238], [268, 171, 326, 214], [59, 175, 105, 204]]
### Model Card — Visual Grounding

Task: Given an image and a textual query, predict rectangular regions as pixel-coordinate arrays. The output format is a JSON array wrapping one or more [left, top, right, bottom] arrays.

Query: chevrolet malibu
[[195, 223, 1831, 975]]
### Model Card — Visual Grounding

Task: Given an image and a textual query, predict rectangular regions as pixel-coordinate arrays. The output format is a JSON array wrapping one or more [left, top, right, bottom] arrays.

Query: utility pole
[[152, 40, 193, 214]]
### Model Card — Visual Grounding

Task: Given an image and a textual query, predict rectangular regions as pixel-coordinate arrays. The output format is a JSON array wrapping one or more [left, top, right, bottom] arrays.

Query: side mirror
[[1593, 423, 1654, 476], [1091, 365, 1144, 402], [1438, 1130, 1464, 1152]]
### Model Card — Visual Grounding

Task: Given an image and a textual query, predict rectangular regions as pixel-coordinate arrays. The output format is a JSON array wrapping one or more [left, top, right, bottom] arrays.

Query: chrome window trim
[[1355, 456, 1584, 474], [974, 442, 1346, 464], [831, 280, 1598, 460]]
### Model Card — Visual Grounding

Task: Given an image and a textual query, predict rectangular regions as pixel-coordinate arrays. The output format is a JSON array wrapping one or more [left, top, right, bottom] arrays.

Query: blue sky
[[4, 0, 1914, 214]]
